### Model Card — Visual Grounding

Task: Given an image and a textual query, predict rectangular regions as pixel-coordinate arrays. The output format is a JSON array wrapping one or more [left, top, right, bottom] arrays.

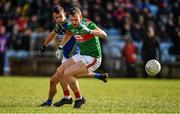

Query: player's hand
[[78, 23, 92, 34], [56, 46, 63, 60], [40, 45, 47, 55]]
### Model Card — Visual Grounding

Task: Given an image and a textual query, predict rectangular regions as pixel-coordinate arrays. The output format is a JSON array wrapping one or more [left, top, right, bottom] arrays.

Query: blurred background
[[0, 0, 179, 78]]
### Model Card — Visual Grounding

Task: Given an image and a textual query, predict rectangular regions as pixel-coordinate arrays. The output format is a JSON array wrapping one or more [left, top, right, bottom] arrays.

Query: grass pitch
[[0, 76, 179, 113]]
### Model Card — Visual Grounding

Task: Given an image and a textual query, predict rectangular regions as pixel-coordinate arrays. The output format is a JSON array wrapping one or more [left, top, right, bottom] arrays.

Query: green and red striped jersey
[[67, 18, 102, 58]]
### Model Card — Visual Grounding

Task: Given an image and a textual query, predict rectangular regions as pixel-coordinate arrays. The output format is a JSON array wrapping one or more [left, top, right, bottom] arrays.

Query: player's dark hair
[[52, 5, 64, 13], [69, 7, 82, 16]]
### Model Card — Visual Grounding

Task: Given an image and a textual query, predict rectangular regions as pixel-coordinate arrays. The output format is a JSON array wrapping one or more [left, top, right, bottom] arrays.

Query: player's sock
[[40, 98, 52, 106], [46, 99, 52, 105], [63, 90, 71, 99], [75, 91, 82, 100], [93, 73, 103, 79], [93, 73, 109, 82]]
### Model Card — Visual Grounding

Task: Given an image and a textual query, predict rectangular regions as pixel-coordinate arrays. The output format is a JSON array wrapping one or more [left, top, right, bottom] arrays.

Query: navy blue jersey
[[63, 36, 80, 58], [53, 17, 79, 59]]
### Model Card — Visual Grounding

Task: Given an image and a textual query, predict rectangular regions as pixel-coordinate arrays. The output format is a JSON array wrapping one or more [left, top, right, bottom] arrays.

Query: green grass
[[0, 76, 180, 113]]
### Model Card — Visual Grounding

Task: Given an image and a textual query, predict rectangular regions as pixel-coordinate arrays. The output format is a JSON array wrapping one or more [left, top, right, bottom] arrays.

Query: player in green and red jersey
[[54, 7, 108, 108]]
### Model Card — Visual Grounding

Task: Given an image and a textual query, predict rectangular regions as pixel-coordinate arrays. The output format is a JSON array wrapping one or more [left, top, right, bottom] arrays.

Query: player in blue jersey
[[40, 5, 78, 62], [39, 5, 108, 107], [39, 5, 77, 107]]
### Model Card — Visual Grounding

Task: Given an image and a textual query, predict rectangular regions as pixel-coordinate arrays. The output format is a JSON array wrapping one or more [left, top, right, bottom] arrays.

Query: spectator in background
[[123, 37, 137, 77], [4, 16, 30, 75], [81, 8, 89, 18], [104, 2, 114, 28], [121, 14, 131, 36], [169, 26, 180, 61], [0, 25, 8, 75], [28, 15, 39, 32], [113, 7, 127, 28], [141, 24, 161, 78], [131, 21, 144, 42]]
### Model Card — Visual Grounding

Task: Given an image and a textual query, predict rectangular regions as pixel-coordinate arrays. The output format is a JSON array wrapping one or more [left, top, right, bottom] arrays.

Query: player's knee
[[57, 66, 64, 76]]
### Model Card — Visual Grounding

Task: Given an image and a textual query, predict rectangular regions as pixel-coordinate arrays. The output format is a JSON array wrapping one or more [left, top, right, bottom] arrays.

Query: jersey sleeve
[[83, 18, 97, 30], [87, 21, 97, 30]]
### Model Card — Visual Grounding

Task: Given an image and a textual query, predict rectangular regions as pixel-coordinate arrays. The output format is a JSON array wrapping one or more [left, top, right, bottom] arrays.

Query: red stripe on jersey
[[76, 34, 95, 42], [87, 58, 97, 68], [86, 18, 91, 23]]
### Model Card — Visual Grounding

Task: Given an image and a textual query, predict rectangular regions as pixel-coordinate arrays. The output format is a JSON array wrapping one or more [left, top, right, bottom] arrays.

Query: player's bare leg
[[40, 72, 59, 106], [63, 61, 89, 108], [40, 59, 75, 106], [53, 59, 76, 107], [78, 72, 109, 83], [53, 69, 109, 107]]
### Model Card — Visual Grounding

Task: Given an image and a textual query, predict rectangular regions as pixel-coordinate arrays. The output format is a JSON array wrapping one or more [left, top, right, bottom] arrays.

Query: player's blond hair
[[69, 7, 82, 17]]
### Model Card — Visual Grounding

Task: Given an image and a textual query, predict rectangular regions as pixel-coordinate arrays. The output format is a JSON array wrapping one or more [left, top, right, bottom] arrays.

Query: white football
[[145, 59, 161, 76]]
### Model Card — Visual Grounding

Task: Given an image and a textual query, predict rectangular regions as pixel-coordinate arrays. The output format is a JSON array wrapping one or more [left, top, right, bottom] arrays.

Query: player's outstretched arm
[[40, 31, 57, 55], [91, 27, 107, 39], [79, 23, 107, 39], [60, 30, 72, 47], [44, 31, 57, 46]]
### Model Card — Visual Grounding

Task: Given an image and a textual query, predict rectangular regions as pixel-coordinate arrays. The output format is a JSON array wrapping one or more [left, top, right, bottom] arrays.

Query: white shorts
[[61, 56, 67, 63], [72, 54, 102, 72]]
